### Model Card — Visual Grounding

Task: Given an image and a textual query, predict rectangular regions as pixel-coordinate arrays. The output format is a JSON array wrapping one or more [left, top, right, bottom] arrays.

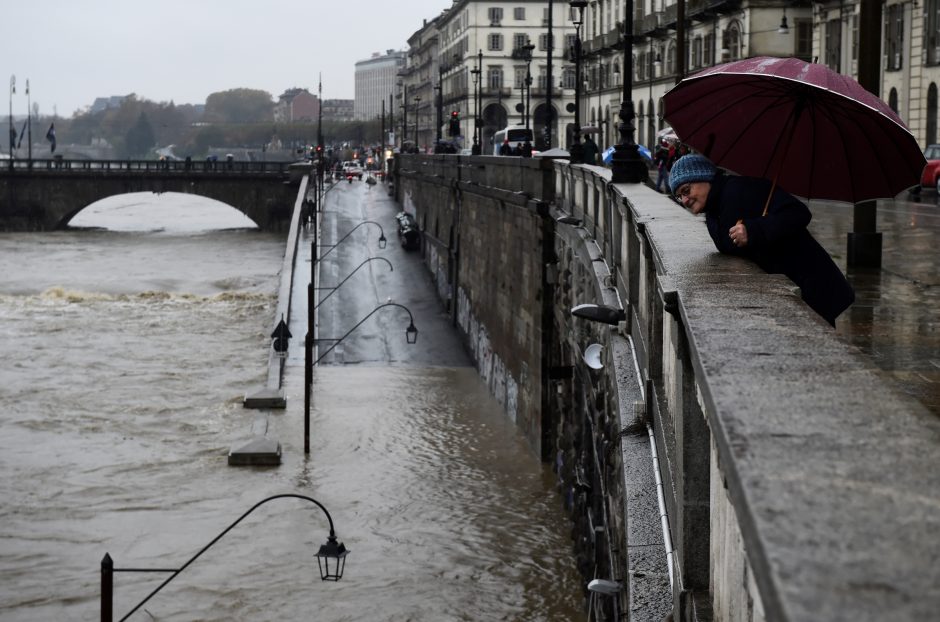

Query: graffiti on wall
[[457, 286, 519, 423]]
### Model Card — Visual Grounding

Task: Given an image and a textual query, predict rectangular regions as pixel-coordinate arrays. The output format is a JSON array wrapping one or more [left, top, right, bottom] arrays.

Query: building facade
[[321, 99, 355, 122], [355, 50, 407, 121], [274, 88, 320, 123], [575, 0, 938, 154], [400, 0, 578, 152]]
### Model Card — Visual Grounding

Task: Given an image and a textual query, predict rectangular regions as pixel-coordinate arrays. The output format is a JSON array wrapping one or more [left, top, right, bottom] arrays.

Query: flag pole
[[26, 80, 31, 164]]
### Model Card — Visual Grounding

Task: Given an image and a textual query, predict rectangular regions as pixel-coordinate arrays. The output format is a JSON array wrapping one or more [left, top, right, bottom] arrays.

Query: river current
[[0, 192, 585, 621]]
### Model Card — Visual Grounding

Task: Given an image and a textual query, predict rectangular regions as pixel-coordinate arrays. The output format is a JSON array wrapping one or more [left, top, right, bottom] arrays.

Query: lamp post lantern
[[568, 1, 587, 162], [610, 0, 648, 183]]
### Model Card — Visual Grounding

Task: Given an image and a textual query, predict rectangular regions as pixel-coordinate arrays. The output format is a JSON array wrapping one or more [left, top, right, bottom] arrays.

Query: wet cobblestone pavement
[[810, 197, 940, 416]]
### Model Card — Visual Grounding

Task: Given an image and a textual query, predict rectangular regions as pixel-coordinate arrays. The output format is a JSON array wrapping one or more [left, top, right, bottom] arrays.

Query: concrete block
[[228, 436, 282, 466], [243, 387, 286, 409]]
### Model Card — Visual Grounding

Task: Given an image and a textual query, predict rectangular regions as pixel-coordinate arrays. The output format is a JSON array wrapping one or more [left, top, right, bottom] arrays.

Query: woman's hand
[[729, 222, 748, 247]]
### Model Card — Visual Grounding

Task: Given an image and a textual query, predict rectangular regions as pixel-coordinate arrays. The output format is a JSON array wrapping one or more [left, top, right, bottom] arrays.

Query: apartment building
[[399, 0, 578, 151], [355, 50, 407, 121]]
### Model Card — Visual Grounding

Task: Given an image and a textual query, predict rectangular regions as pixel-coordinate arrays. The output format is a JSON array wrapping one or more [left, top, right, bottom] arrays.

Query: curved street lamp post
[[313, 256, 394, 311], [100, 494, 348, 622], [306, 302, 418, 454], [305, 220, 388, 453], [314, 301, 418, 366]]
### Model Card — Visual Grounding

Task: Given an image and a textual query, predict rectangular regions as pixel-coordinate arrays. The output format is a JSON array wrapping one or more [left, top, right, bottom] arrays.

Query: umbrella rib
[[708, 94, 799, 170], [678, 89, 792, 161], [817, 96, 897, 202]]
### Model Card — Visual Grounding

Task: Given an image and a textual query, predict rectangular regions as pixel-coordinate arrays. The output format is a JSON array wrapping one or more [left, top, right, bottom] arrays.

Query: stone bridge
[[0, 158, 305, 231], [392, 153, 940, 622]]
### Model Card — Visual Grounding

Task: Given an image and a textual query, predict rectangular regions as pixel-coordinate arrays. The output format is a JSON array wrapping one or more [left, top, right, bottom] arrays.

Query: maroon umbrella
[[663, 56, 925, 206]]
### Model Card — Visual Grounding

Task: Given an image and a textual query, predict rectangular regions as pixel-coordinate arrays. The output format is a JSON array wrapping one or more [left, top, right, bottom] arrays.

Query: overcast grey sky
[[3, 0, 454, 118]]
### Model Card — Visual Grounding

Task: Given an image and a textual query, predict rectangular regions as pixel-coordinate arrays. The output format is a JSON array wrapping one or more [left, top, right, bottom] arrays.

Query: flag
[[16, 119, 27, 149], [46, 123, 56, 153]]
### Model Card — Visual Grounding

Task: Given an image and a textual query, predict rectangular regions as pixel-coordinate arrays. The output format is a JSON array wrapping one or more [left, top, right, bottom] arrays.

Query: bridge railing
[[554, 161, 940, 621], [1, 158, 295, 175]]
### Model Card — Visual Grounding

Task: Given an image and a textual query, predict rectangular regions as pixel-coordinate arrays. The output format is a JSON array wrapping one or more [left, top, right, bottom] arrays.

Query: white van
[[492, 126, 533, 155]]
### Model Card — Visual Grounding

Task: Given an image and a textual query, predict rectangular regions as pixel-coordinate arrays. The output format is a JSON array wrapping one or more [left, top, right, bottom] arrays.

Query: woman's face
[[676, 181, 711, 214]]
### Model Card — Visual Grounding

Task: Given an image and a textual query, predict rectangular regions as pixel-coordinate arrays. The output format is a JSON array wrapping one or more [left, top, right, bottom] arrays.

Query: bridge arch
[[0, 160, 299, 232]]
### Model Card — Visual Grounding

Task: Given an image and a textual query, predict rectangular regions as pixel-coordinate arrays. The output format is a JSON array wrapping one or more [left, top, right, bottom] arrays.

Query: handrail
[[0, 158, 295, 174]]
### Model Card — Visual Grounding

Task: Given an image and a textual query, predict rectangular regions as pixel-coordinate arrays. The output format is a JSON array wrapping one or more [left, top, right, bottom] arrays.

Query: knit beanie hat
[[669, 154, 716, 194]]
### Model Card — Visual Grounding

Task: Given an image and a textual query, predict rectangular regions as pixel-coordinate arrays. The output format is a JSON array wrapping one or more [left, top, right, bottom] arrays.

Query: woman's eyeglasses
[[676, 184, 693, 199]]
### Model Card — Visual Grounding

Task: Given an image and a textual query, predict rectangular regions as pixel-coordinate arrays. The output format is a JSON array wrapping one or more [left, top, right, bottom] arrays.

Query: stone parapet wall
[[394, 153, 940, 621], [555, 161, 940, 622]]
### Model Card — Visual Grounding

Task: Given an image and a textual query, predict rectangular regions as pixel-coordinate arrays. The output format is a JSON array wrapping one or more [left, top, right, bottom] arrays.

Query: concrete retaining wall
[[394, 153, 940, 622]]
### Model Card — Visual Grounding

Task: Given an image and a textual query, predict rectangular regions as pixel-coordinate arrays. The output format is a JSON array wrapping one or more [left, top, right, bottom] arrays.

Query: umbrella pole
[[761, 101, 804, 216]]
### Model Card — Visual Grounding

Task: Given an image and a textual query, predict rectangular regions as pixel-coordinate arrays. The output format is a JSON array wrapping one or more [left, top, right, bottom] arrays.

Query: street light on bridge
[[413, 95, 421, 152], [610, 0, 648, 183], [568, 1, 587, 163]]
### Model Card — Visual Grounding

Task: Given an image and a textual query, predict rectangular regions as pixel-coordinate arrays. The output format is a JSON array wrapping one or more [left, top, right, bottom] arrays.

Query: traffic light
[[449, 110, 460, 137]]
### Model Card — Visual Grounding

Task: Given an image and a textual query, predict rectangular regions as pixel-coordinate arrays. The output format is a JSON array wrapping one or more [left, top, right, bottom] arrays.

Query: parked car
[[395, 211, 420, 250], [919, 144, 940, 192]]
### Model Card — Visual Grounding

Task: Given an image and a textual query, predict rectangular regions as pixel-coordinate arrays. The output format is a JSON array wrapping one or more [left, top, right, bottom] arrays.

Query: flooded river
[[0, 192, 585, 621]]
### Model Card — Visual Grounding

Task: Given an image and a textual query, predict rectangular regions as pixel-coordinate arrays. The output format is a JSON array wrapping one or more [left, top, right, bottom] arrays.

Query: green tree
[[204, 88, 274, 124], [124, 111, 156, 158]]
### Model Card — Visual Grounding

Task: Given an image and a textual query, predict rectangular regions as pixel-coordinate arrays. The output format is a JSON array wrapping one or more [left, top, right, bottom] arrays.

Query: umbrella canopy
[[602, 144, 651, 165], [663, 56, 925, 204], [656, 126, 678, 144]]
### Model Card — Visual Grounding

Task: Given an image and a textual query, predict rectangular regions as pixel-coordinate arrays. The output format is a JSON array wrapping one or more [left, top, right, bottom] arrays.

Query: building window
[[666, 40, 677, 75], [515, 66, 527, 88], [514, 7, 525, 20], [487, 66, 503, 89], [565, 34, 577, 60], [563, 66, 577, 89], [722, 22, 742, 60], [489, 33, 504, 51], [825, 19, 842, 72], [489, 7, 504, 25], [795, 19, 813, 60], [590, 2, 598, 39], [704, 33, 714, 66], [886, 4, 903, 71], [514, 33, 528, 50], [929, 0, 940, 64], [539, 33, 554, 51], [692, 36, 703, 69]]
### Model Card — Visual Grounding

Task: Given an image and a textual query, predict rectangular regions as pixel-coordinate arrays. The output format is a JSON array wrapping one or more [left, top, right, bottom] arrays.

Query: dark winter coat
[[703, 173, 855, 326]]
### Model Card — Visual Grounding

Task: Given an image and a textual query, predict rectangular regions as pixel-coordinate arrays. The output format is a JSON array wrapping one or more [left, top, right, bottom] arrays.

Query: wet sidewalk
[[810, 197, 940, 415]]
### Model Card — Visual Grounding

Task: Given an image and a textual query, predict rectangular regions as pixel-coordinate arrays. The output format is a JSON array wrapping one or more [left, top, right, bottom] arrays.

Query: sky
[[3, 0, 455, 118]]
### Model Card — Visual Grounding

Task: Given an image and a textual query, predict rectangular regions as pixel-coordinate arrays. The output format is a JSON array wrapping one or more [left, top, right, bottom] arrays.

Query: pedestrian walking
[[582, 135, 599, 165]]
